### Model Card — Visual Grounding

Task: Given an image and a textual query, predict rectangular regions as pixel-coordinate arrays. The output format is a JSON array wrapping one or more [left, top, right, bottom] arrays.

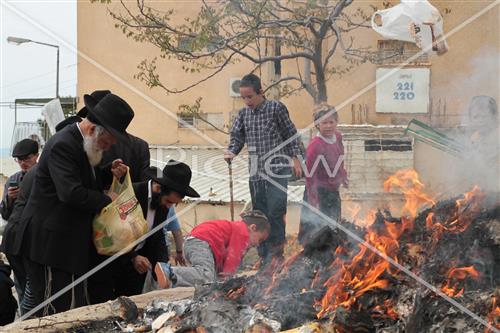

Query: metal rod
[[55, 46, 60, 98]]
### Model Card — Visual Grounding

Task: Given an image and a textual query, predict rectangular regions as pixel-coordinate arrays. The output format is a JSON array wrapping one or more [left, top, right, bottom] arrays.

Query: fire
[[226, 286, 246, 301], [426, 187, 485, 242], [383, 169, 435, 218], [315, 170, 486, 322], [264, 252, 301, 295], [344, 199, 362, 221], [441, 266, 480, 297], [449, 186, 486, 233], [485, 296, 500, 333], [317, 224, 400, 319], [372, 299, 398, 320]]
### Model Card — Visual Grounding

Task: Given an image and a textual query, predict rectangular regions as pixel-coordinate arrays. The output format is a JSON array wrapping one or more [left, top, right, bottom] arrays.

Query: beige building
[[76, 1, 499, 229]]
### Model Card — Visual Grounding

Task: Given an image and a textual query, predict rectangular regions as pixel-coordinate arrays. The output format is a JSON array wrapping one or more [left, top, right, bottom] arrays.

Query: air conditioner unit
[[229, 78, 242, 97]]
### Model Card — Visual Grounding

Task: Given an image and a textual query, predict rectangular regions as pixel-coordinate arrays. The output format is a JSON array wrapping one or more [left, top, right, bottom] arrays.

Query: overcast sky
[[0, 0, 77, 150]]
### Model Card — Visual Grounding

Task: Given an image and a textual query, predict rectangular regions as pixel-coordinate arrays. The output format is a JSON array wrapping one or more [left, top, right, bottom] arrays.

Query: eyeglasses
[[14, 154, 35, 163]]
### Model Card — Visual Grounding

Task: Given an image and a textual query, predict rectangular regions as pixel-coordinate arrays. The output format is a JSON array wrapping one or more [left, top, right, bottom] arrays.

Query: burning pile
[[79, 170, 500, 333]]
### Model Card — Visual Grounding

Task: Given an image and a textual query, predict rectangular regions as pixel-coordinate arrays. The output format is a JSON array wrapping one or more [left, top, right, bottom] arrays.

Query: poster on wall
[[376, 68, 430, 113]]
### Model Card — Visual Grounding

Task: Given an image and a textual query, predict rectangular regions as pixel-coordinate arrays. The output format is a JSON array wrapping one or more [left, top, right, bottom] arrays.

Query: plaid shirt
[[228, 99, 302, 181]]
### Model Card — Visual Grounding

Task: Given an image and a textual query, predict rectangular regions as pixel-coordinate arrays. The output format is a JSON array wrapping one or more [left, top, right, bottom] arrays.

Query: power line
[[0, 62, 77, 90], [2, 79, 76, 100]]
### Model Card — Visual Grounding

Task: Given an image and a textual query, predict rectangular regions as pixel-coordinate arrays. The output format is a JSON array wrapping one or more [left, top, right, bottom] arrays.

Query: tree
[[103, 0, 389, 108]]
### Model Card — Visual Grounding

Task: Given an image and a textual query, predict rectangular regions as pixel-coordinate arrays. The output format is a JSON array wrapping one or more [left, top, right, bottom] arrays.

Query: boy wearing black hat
[[0, 138, 38, 220], [88, 160, 200, 302]]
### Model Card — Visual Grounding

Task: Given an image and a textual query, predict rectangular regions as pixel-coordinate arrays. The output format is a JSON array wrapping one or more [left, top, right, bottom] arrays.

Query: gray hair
[[93, 124, 106, 137]]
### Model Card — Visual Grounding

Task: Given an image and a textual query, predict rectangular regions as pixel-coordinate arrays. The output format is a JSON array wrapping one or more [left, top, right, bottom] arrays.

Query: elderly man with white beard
[[18, 93, 134, 316]]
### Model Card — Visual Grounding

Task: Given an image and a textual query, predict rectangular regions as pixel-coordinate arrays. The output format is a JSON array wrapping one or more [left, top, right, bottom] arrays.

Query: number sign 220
[[393, 82, 415, 100]]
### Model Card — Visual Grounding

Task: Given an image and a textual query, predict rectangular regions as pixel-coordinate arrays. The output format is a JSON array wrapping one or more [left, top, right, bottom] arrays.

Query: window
[[197, 113, 224, 130], [178, 113, 195, 128], [375, 40, 429, 66], [364, 139, 412, 152]]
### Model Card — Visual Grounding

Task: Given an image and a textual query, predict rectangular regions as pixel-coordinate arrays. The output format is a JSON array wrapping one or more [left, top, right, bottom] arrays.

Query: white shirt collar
[[76, 122, 84, 140], [147, 179, 152, 200]]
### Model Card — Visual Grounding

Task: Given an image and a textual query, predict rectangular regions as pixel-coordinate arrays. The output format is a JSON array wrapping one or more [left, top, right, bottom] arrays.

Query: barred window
[[364, 139, 413, 152], [178, 113, 195, 128], [375, 40, 429, 66]]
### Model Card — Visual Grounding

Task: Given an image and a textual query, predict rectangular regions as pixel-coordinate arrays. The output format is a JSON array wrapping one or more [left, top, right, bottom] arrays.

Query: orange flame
[[383, 169, 435, 218], [485, 296, 500, 333], [344, 200, 362, 221], [372, 300, 399, 320], [317, 225, 400, 319], [263, 252, 301, 295], [226, 286, 246, 301], [441, 266, 480, 297], [426, 187, 485, 246]]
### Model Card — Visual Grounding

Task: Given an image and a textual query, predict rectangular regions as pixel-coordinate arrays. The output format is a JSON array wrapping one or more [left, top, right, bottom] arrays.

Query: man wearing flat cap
[[89, 160, 200, 302], [0, 139, 39, 221], [20, 92, 134, 315]]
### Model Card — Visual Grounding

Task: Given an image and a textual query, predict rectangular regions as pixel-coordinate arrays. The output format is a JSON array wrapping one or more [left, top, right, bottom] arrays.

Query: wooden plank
[[0, 287, 194, 333]]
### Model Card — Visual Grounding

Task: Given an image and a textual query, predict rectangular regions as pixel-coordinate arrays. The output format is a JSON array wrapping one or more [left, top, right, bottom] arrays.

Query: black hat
[[55, 115, 82, 132], [84, 93, 134, 142], [77, 90, 111, 117], [147, 160, 200, 198], [12, 139, 39, 158]]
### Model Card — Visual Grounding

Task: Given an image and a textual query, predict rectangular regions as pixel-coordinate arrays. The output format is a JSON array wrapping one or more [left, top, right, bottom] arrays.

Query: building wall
[[77, 1, 498, 143], [77, 1, 498, 195]]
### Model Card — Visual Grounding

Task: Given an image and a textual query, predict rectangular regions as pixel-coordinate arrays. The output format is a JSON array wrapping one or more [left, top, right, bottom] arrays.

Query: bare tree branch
[[263, 76, 304, 94], [106, 0, 375, 105]]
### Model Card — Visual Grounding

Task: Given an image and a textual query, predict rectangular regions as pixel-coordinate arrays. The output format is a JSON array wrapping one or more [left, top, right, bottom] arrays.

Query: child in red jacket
[[299, 106, 348, 244], [155, 210, 270, 288]]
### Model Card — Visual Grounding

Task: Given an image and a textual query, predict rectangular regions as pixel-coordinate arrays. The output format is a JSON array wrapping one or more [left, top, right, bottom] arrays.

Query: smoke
[[434, 48, 499, 194]]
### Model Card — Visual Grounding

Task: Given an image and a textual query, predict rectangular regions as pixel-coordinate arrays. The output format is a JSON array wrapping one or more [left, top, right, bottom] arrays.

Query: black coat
[[21, 124, 111, 274], [99, 134, 150, 184], [0, 165, 37, 256], [121, 181, 169, 267]]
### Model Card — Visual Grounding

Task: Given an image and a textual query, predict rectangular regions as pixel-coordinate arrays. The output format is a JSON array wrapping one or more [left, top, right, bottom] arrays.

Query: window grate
[[178, 114, 195, 128], [375, 40, 429, 65], [364, 139, 413, 152]]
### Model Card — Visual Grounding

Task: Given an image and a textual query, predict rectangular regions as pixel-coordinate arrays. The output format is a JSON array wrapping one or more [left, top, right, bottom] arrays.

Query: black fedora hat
[[84, 93, 134, 142], [147, 160, 200, 198], [77, 90, 111, 117]]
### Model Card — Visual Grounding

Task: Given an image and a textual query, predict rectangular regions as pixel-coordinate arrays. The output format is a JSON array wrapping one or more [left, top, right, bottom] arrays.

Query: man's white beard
[[83, 133, 104, 166]]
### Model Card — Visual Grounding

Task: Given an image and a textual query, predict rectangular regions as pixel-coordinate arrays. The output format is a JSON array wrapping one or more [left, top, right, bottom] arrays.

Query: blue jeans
[[249, 168, 289, 259]]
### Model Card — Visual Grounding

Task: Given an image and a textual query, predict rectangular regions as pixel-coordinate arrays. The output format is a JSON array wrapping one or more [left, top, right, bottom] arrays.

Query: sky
[[0, 0, 77, 150]]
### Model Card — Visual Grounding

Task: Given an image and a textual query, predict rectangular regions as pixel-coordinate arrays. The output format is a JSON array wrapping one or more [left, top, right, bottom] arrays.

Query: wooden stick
[[228, 161, 235, 221]]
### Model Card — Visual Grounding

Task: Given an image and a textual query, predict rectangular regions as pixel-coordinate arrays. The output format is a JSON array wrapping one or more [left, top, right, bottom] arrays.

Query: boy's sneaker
[[155, 262, 174, 289]]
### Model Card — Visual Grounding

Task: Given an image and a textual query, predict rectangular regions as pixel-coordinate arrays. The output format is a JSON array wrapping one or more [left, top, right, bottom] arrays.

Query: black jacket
[[99, 134, 150, 185], [0, 165, 37, 256], [21, 124, 111, 274]]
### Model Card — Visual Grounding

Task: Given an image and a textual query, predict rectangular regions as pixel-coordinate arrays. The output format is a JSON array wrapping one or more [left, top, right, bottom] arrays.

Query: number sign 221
[[393, 82, 415, 100]]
